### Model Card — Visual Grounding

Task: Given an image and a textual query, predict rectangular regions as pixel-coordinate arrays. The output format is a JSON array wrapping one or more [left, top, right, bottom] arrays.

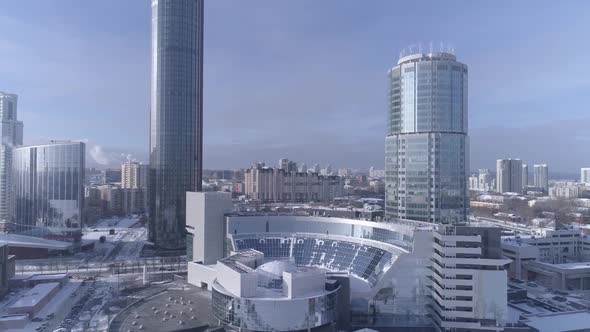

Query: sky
[[2, 1, 590, 174]]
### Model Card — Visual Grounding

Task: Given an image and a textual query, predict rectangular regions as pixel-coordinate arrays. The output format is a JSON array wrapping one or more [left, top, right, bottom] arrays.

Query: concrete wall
[[186, 192, 232, 265], [187, 262, 217, 290]]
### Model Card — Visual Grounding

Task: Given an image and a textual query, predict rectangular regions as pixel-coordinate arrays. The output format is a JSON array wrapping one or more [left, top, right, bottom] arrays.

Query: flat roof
[[0, 234, 72, 250], [522, 311, 590, 332], [9, 282, 60, 309], [28, 274, 67, 281], [552, 262, 590, 270]]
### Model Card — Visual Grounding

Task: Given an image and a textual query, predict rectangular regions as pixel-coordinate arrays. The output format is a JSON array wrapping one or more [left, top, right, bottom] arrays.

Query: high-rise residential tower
[[533, 164, 549, 193], [496, 158, 523, 193], [385, 52, 468, 223], [149, 0, 204, 249], [0, 92, 23, 229], [522, 164, 529, 192], [581, 168, 590, 184]]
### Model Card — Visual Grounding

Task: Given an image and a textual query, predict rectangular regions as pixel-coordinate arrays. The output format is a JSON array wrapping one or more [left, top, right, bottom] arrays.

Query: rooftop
[[520, 310, 590, 332], [9, 282, 59, 309], [0, 234, 72, 250]]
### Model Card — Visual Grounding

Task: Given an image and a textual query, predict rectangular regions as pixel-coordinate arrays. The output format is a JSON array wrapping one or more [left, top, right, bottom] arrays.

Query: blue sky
[[2, 1, 590, 173]]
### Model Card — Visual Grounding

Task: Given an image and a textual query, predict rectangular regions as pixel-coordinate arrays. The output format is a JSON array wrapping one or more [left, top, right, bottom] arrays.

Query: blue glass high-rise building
[[149, 0, 204, 249], [385, 52, 468, 223]]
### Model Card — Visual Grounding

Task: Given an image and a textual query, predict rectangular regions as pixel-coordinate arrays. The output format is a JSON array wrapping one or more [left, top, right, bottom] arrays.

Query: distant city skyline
[[2, 1, 590, 172]]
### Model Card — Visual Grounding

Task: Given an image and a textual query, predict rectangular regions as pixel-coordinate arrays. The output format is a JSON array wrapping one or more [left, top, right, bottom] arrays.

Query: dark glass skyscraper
[[149, 0, 204, 249], [385, 52, 468, 224]]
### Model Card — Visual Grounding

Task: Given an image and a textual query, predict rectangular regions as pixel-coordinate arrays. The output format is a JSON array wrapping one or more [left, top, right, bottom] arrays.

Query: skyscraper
[[496, 158, 523, 193], [522, 163, 529, 192], [581, 168, 590, 184], [0, 92, 23, 229], [385, 52, 468, 223], [149, 0, 204, 249], [533, 164, 549, 193]]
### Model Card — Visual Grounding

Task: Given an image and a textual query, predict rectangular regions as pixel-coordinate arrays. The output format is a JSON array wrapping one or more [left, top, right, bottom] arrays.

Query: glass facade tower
[[149, 0, 204, 249], [0, 92, 23, 229], [12, 142, 85, 241], [385, 52, 468, 223]]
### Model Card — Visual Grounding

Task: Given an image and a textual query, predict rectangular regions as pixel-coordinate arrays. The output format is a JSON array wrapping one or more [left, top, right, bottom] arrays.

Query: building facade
[[533, 164, 549, 194], [522, 164, 529, 192], [12, 142, 85, 241], [121, 161, 148, 214], [581, 168, 590, 184], [244, 163, 344, 202], [385, 52, 468, 223], [430, 225, 510, 331], [149, 0, 204, 249], [0, 92, 23, 229], [496, 159, 523, 194]]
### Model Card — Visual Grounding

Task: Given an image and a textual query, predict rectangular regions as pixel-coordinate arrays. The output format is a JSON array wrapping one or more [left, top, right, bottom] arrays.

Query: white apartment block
[[245, 163, 344, 202], [549, 182, 584, 199], [581, 168, 590, 184], [121, 161, 148, 189], [430, 225, 510, 331]]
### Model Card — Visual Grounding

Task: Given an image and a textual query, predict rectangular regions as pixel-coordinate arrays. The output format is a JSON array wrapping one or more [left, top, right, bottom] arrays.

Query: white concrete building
[[185, 191, 233, 264], [186, 194, 511, 331], [430, 225, 510, 331], [244, 163, 344, 202], [581, 168, 590, 184], [549, 182, 583, 199], [121, 161, 149, 214]]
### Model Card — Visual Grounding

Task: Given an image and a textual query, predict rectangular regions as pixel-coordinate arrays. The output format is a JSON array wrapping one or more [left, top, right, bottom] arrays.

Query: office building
[[430, 225, 510, 331], [503, 228, 590, 290], [149, 0, 204, 249], [581, 168, 590, 184], [533, 164, 549, 194], [0, 92, 23, 229], [522, 164, 528, 192], [244, 162, 344, 202], [385, 52, 468, 223], [496, 159, 523, 194], [12, 141, 85, 241]]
